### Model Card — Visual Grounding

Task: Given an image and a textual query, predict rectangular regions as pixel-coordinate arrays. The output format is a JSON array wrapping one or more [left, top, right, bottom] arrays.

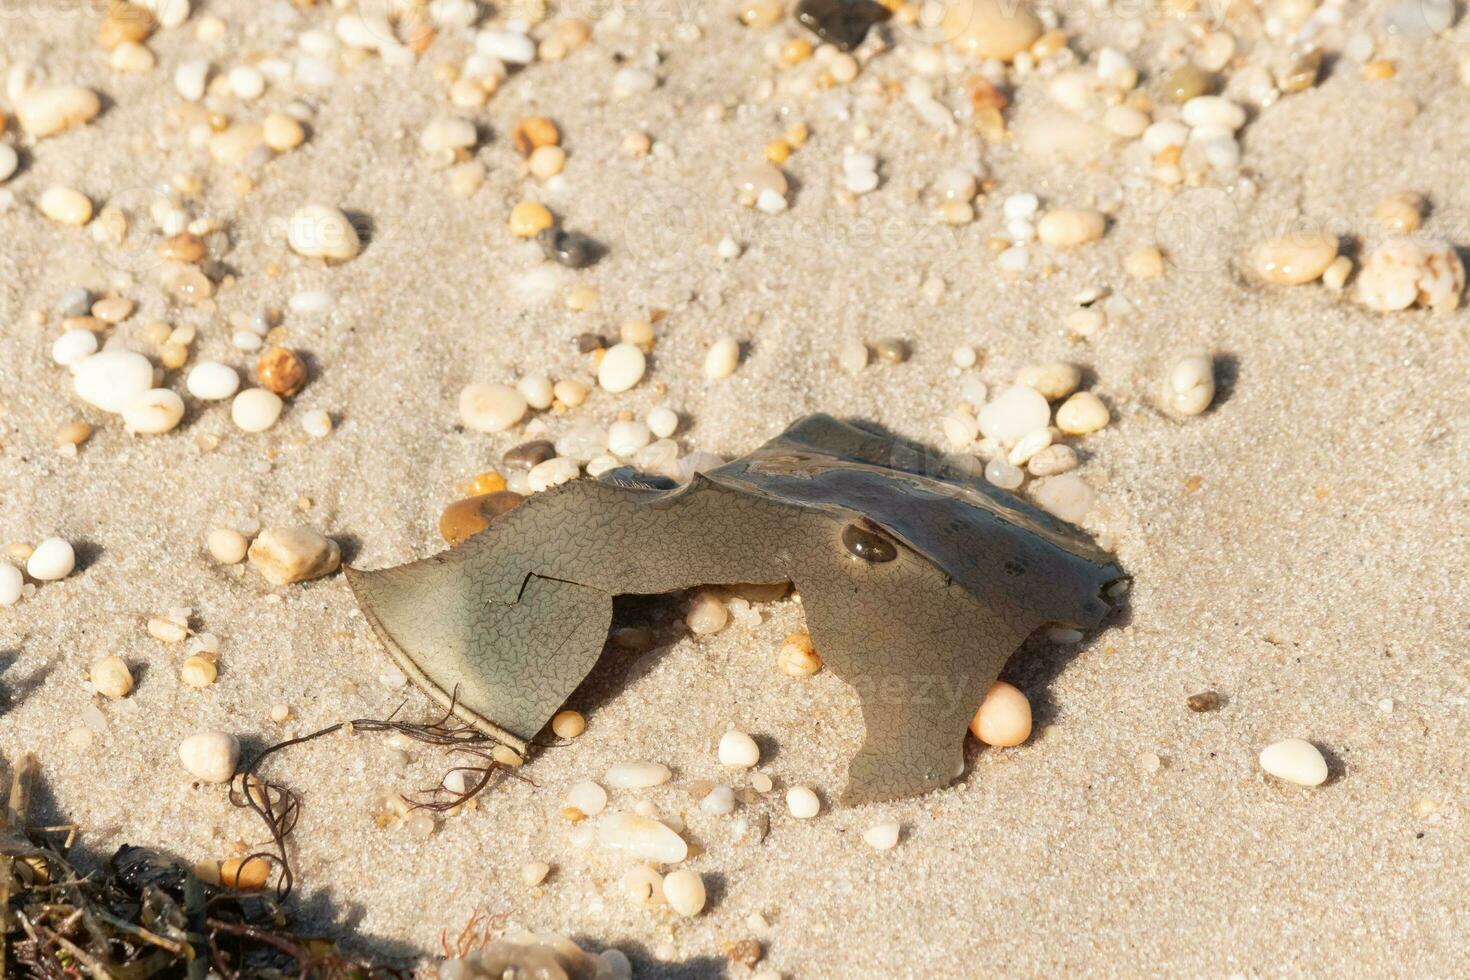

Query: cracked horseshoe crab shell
[[344, 415, 1124, 804]]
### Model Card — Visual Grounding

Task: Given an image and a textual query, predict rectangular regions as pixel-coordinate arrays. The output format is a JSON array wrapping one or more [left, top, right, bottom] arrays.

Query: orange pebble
[[969, 681, 1032, 747]]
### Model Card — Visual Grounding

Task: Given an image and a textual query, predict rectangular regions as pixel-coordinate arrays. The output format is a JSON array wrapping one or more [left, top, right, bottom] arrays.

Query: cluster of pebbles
[[2, 0, 1461, 973]]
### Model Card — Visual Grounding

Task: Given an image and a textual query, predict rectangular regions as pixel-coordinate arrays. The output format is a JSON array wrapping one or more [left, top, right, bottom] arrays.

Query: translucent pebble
[[51, 329, 98, 367], [979, 385, 1050, 444], [1007, 427, 1052, 466], [1259, 738, 1328, 786], [186, 361, 240, 400], [596, 813, 688, 862], [755, 188, 788, 213], [700, 783, 736, 815], [786, 785, 820, 819], [477, 29, 536, 64], [605, 762, 672, 789], [940, 408, 979, 448], [952, 345, 978, 369], [1032, 474, 1094, 523], [288, 290, 334, 314], [718, 730, 760, 768], [984, 457, 1024, 490], [735, 163, 788, 200], [566, 780, 608, 815], [686, 590, 729, 635], [556, 418, 607, 461], [1027, 443, 1078, 477], [73, 350, 154, 413], [862, 820, 901, 850], [608, 420, 653, 457]]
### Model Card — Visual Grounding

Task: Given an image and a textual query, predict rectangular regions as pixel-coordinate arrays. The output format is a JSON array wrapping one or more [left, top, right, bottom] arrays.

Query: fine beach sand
[[2, 1, 1468, 976]]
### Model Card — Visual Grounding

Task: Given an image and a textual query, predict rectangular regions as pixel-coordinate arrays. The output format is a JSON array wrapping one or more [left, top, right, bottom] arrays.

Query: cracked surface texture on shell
[[347, 415, 1122, 804]]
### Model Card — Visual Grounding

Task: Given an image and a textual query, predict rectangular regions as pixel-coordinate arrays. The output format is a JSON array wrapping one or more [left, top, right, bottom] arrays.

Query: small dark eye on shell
[[841, 521, 897, 563]]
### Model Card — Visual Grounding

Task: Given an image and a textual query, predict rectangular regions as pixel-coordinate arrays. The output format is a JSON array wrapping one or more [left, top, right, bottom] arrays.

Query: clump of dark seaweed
[[1, 751, 407, 979]]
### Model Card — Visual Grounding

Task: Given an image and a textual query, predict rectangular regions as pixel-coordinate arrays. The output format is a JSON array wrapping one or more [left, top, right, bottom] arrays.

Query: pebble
[[186, 361, 240, 401], [40, 186, 93, 226], [27, 537, 76, 581], [504, 440, 556, 470], [872, 338, 909, 365], [647, 406, 678, 439], [704, 337, 741, 379], [620, 865, 665, 907], [970, 681, 1031, 746], [51, 329, 98, 367], [943, 0, 1042, 60], [680, 591, 725, 635], [1181, 95, 1246, 130], [606, 762, 672, 789], [1186, 691, 1221, 712], [256, 347, 307, 397], [1250, 233, 1338, 285], [777, 632, 822, 676], [1354, 238, 1464, 312], [247, 526, 340, 585], [786, 786, 820, 819], [607, 420, 652, 458], [663, 869, 706, 916], [1125, 245, 1166, 279], [862, 820, 900, 851], [1038, 208, 1106, 248], [91, 656, 134, 699], [718, 730, 760, 768], [1372, 192, 1425, 234], [478, 29, 536, 64], [178, 730, 240, 784], [1017, 362, 1081, 401], [509, 201, 553, 238], [302, 409, 333, 439], [566, 780, 608, 816], [551, 710, 586, 739], [232, 388, 283, 432], [528, 457, 579, 492], [1006, 428, 1052, 467], [1160, 353, 1216, 417], [0, 144, 16, 183], [1055, 391, 1110, 435], [264, 113, 306, 152], [123, 388, 185, 434], [1027, 443, 1079, 477], [596, 813, 688, 863], [207, 528, 249, 564], [1259, 738, 1328, 786], [0, 564, 22, 605], [1032, 474, 1095, 524], [700, 783, 736, 815], [984, 458, 1024, 490], [536, 227, 598, 269], [978, 385, 1050, 444], [420, 115, 477, 155], [438, 492, 522, 545], [459, 383, 527, 433], [17, 85, 101, 138], [180, 655, 218, 689], [286, 204, 361, 262], [520, 861, 550, 887], [941, 408, 979, 448], [598, 342, 647, 393]]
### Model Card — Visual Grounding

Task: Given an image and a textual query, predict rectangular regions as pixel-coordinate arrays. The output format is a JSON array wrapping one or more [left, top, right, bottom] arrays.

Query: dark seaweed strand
[[230, 693, 540, 900]]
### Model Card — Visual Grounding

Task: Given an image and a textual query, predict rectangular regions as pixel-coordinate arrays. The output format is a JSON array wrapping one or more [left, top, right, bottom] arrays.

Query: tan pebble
[[1124, 245, 1166, 278], [943, 0, 1043, 61], [663, 869, 706, 916], [255, 346, 307, 397], [207, 528, 249, 564], [1038, 208, 1106, 248], [18, 85, 101, 138], [110, 41, 156, 73], [160, 232, 207, 263], [270, 703, 292, 723], [512, 116, 560, 156], [777, 632, 822, 676], [738, 0, 784, 27], [492, 745, 524, 767], [970, 681, 1031, 746], [208, 122, 265, 166], [263, 112, 306, 151], [1055, 391, 1110, 435], [1259, 738, 1328, 786], [1017, 361, 1081, 401], [551, 710, 586, 739], [1372, 192, 1425, 234], [1250, 233, 1338, 285], [528, 145, 567, 179], [180, 655, 219, 688], [247, 526, 340, 585], [91, 656, 134, 699], [91, 296, 134, 324], [40, 186, 94, 226], [520, 861, 551, 886], [99, 3, 156, 49], [553, 378, 589, 407], [217, 856, 271, 891], [1322, 255, 1352, 292], [509, 200, 554, 238], [439, 492, 523, 546], [56, 420, 92, 447], [147, 614, 189, 643]]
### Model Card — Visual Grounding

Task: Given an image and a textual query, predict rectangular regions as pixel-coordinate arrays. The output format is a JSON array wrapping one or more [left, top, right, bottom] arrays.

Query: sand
[[1, 1, 1468, 977]]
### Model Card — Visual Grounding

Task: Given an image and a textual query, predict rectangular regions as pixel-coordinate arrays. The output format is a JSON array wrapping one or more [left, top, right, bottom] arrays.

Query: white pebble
[[288, 290, 334, 314], [612, 67, 657, 97], [978, 385, 1050, 445], [1027, 443, 1078, 477], [186, 361, 240, 401], [458, 383, 526, 433], [231, 388, 283, 432], [420, 115, 477, 155], [1161, 353, 1215, 417], [477, 29, 536, 64], [703, 337, 740, 379], [566, 780, 608, 816], [699, 783, 736, 815], [1038, 208, 1106, 248], [228, 65, 265, 100], [51, 328, 98, 367], [596, 812, 688, 863], [686, 591, 728, 634], [608, 420, 653, 458], [517, 375, 554, 410], [0, 144, 17, 183], [123, 388, 185, 434], [1006, 427, 1052, 467], [73, 350, 154, 413], [718, 730, 760, 768], [520, 861, 550, 886], [0, 563, 23, 606], [1182, 96, 1246, 131], [174, 59, 209, 101], [940, 408, 979, 449], [1003, 193, 1039, 220], [1259, 738, 1328, 787], [984, 457, 1024, 490], [207, 528, 249, 564], [1354, 238, 1464, 312], [528, 456, 579, 492], [838, 338, 868, 374], [663, 869, 706, 916], [27, 537, 75, 581], [17, 85, 101, 138], [1055, 391, 1110, 435], [862, 820, 901, 850], [247, 526, 340, 585], [647, 406, 678, 438], [755, 188, 788, 214], [598, 342, 647, 392], [605, 761, 672, 789], [301, 409, 333, 438], [286, 204, 361, 262], [786, 785, 820, 819], [178, 730, 240, 784], [1032, 474, 1095, 524]]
